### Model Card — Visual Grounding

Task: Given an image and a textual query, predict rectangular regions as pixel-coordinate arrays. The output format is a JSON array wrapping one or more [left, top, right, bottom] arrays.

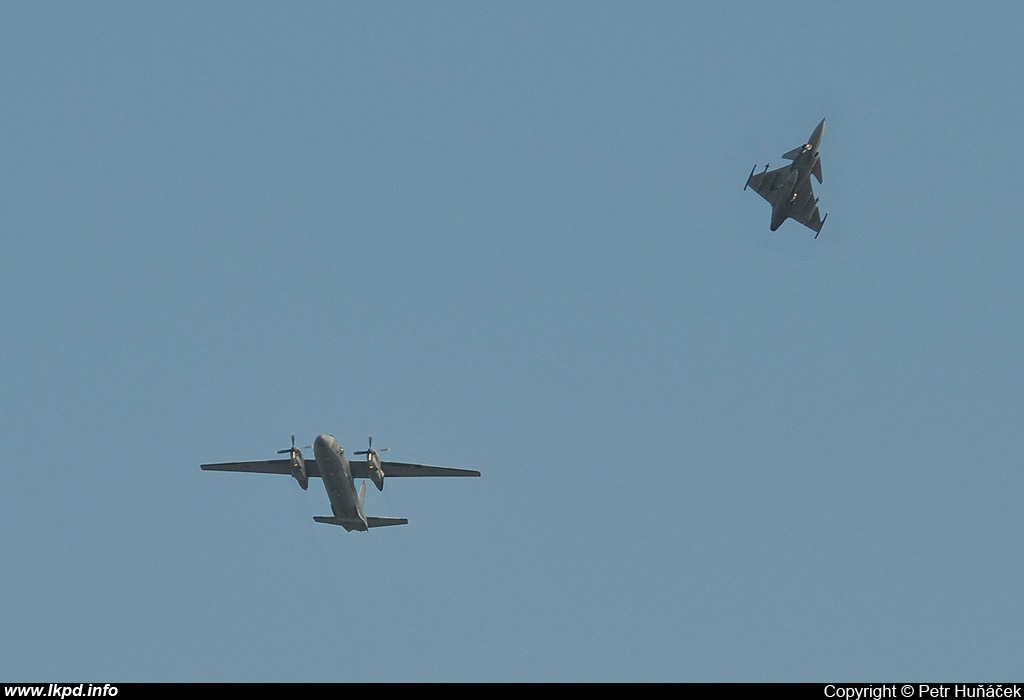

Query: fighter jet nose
[[805, 118, 825, 152]]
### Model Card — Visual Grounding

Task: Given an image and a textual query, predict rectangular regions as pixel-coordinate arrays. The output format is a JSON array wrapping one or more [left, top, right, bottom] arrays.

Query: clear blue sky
[[2, 2, 1022, 682]]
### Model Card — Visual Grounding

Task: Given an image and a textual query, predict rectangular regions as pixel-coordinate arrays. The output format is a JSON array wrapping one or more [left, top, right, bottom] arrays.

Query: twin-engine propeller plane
[[201, 433, 481, 531], [745, 118, 829, 237]]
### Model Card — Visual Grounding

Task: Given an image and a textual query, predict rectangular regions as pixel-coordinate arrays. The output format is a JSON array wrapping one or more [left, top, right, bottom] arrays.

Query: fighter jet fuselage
[[770, 121, 823, 230]]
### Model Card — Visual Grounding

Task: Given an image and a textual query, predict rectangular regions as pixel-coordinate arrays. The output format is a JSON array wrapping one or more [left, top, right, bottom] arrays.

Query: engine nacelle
[[368, 453, 385, 492], [290, 450, 308, 490], [278, 435, 308, 490], [356, 436, 388, 491]]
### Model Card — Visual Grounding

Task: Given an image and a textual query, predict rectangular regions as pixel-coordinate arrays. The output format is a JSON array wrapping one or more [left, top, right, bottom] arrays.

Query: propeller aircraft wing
[[200, 458, 480, 479]]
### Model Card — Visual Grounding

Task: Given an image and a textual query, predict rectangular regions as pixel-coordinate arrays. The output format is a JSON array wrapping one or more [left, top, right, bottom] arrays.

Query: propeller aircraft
[[202, 433, 481, 531]]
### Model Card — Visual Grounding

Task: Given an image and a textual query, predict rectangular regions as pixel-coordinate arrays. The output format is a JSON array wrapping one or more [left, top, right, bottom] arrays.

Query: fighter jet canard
[[745, 118, 829, 238], [201, 434, 481, 531]]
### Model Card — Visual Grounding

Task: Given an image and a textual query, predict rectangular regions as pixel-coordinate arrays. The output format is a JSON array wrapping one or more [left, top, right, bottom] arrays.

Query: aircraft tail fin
[[357, 480, 367, 514], [312, 481, 407, 530], [352, 481, 408, 526]]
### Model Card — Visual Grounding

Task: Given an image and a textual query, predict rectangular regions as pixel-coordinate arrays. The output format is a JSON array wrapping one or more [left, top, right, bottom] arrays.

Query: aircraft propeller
[[354, 435, 389, 460], [276, 433, 310, 458]]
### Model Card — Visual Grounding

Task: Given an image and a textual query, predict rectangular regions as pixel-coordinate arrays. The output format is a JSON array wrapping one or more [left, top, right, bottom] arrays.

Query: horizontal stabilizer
[[366, 516, 409, 528], [313, 516, 361, 531], [313, 515, 408, 530], [782, 145, 805, 160]]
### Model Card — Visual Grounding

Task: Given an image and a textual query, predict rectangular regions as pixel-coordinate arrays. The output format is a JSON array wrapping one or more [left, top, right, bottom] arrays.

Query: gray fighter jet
[[202, 434, 480, 531], [745, 118, 828, 237]]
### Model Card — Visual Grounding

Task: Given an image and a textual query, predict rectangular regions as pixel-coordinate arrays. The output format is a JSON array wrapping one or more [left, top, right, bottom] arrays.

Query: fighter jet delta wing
[[789, 181, 826, 237], [744, 164, 791, 205]]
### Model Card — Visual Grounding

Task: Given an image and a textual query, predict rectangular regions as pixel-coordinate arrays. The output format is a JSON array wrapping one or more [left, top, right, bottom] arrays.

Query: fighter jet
[[745, 118, 829, 237], [201, 434, 480, 531]]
